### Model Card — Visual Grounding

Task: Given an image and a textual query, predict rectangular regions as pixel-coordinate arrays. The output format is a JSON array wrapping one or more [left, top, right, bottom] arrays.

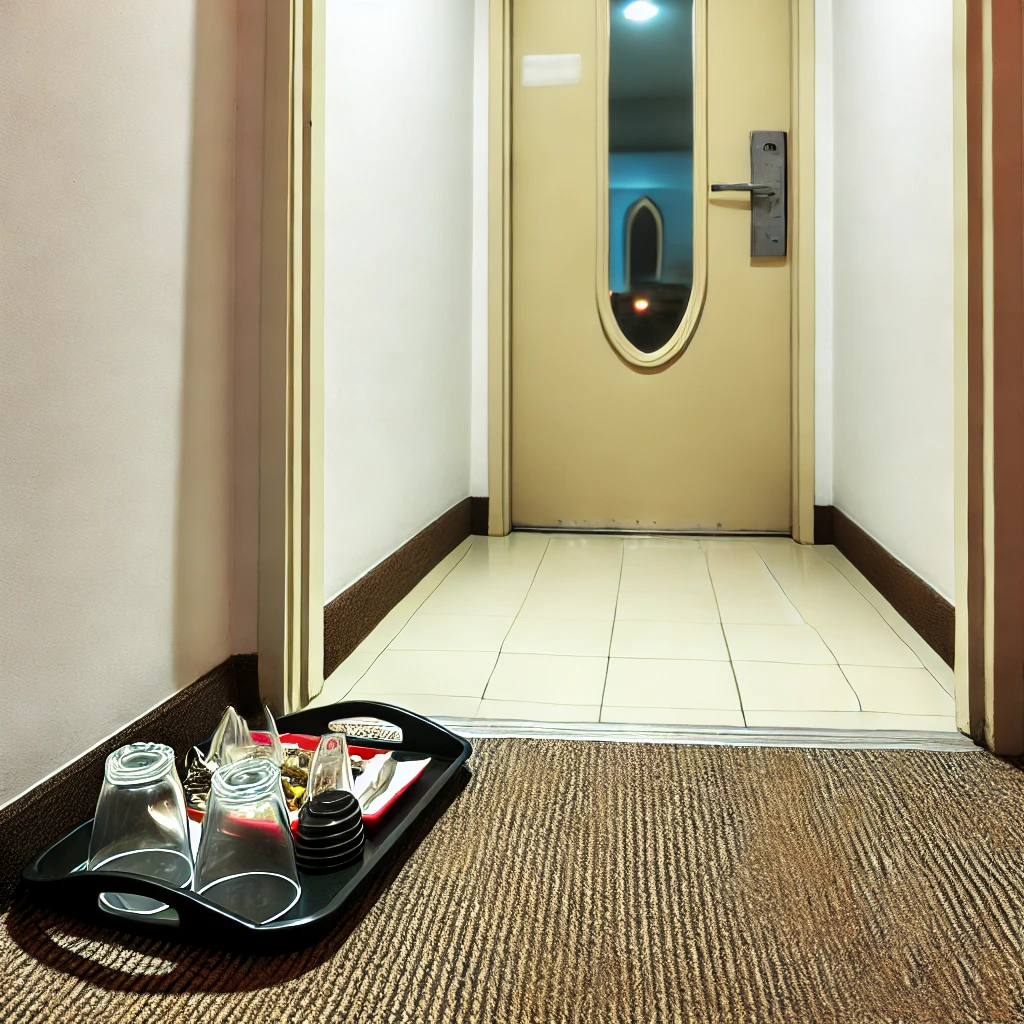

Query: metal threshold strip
[[510, 526, 790, 537], [435, 718, 981, 753]]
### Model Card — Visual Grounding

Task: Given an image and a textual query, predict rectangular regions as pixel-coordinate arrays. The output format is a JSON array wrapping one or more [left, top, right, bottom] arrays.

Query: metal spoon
[[358, 754, 398, 811]]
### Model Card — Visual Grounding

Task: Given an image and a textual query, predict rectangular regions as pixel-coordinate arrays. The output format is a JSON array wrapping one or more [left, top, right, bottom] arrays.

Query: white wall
[[828, 0, 956, 600], [0, 0, 239, 805], [323, 0, 475, 601]]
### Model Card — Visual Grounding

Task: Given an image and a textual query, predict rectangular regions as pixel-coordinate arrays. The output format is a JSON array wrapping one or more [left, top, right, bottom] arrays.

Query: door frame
[[258, 0, 326, 715], [486, 0, 817, 541], [955, 0, 1024, 753]]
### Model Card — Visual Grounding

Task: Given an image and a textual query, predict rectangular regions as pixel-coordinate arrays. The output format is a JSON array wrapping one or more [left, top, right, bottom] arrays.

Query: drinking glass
[[307, 732, 354, 800], [207, 706, 255, 766], [251, 704, 284, 766], [88, 742, 193, 916], [194, 758, 301, 924]]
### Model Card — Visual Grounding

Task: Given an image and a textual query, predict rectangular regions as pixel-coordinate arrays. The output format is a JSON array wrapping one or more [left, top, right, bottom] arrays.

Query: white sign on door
[[522, 54, 582, 88]]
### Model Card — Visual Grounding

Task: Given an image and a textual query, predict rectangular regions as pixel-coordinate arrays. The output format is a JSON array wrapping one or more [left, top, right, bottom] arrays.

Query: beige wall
[[0, 0, 248, 805], [233, 0, 266, 654]]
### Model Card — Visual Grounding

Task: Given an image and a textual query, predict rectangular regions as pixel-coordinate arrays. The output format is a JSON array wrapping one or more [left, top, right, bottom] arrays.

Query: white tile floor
[[312, 533, 959, 733]]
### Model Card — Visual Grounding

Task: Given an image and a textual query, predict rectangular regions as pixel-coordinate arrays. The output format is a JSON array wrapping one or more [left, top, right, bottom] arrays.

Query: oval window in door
[[597, 0, 708, 367]]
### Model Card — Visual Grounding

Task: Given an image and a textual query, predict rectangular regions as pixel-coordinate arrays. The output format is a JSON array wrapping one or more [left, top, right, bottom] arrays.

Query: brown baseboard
[[822, 507, 955, 669], [323, 498, 473, 678], [0, 653, 259, 911], [471, 496, 489, 535], [814, 504, 834, 545]]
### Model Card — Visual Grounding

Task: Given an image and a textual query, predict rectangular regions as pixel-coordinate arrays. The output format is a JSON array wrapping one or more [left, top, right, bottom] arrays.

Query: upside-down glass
[[251, 704, 284, 766], [87, 743, 194, 916], [307, 732, 354, 800], [207, 706, 255, 766], [194, 758, 301, 924]]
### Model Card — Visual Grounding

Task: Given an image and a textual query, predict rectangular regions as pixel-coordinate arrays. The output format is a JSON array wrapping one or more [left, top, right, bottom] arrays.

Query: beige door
[[511, 0, 793, 531]]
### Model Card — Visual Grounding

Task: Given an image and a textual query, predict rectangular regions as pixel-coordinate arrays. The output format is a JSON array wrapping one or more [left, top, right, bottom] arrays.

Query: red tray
[[185, 732, 428, 827]]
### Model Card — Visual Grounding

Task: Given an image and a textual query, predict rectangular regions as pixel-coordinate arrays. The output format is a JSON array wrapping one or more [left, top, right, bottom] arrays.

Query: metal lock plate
[[749, 130, 787, 257], [711, 131, 788, 258]]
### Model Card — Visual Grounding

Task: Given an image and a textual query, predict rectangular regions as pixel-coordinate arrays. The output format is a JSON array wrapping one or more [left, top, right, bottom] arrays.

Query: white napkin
[[351, 753, 431, 815]]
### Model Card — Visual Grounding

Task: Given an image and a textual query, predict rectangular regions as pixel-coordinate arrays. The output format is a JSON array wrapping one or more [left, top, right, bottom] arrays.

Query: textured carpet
[[4, 738, 1024, 1023]]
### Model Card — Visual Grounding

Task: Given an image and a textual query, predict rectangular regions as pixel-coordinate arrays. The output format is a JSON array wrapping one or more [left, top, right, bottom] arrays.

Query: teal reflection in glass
[[608, 0, 694, 354]]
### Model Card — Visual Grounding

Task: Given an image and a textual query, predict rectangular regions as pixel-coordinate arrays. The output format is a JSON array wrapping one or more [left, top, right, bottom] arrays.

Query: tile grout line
[[750, 542, 865, 713], [832, 663, 864, 713], [701, 539, 748, 727], [597, 538, 626, 723], [352, 534, 551, 714], [765, 542, 932, 681], [476, 696, 603, 709], [337, 539, 479, 700], [815, 545, 948, 691], [372, 649, 958, 671], [769, 548, 954, 716], [789, 545, 950, 714], [809, 552, 919, 665], [481, 536, 552, 704]]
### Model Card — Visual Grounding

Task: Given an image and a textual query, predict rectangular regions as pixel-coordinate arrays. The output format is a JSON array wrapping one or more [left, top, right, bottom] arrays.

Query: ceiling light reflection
[[624, 1, 659, 22]]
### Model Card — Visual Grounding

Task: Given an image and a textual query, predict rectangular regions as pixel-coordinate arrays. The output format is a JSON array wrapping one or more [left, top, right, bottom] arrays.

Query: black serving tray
[[22, 701, 472, 950]]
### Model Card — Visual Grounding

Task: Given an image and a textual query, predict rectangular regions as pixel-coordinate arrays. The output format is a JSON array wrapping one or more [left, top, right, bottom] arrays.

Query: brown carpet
[[3, 738, 1024, 1024]]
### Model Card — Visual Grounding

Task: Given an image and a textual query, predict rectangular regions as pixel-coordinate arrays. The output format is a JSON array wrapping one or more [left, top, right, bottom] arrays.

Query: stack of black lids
[[294, 789, 365, 873]]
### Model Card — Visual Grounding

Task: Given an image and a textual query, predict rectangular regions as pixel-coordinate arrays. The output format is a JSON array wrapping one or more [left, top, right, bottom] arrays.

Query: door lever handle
[[718, 132, 787, 256], [711, 182, 775, 196]]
